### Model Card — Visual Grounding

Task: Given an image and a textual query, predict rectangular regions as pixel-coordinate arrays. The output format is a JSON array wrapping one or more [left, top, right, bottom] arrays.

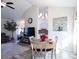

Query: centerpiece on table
[[40, 33, 48, 41]]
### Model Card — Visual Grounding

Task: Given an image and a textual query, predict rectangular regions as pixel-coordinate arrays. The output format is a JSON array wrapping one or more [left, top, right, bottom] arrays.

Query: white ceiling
[[1, 0, 77, 19], [27, 0, 77, 7], [1, 0, 32, 19]]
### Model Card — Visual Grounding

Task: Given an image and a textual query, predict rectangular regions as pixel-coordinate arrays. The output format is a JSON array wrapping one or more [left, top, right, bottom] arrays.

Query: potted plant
[[4, 20, 17, 40]]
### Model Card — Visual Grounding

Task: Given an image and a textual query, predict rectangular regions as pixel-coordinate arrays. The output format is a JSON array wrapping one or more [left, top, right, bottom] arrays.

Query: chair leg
[[31, 54, 34, 59], [54, 53, 56, 59], [54, 49, 56, 59], [44, 54, 46, 59], [34, 53, 36, 59], [51, 49, 53, 59]]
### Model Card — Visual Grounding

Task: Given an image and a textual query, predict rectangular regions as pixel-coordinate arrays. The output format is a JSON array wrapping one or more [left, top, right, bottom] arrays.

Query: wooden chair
[[29, 36, 35, 42], [53, 36, 58, 59], [31, 42, 47, 59]]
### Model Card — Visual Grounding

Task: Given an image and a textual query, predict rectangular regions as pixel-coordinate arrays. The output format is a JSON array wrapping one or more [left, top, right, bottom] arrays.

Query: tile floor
[[1, 42, 77, 59], [1, 42, 30, 59]]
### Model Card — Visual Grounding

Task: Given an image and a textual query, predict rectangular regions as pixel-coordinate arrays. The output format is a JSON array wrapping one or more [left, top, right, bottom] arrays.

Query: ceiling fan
[[1, 0, 15, 9]]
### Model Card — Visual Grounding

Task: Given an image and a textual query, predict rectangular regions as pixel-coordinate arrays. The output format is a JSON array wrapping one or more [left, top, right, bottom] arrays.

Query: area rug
[[10, 49, 32, 59]]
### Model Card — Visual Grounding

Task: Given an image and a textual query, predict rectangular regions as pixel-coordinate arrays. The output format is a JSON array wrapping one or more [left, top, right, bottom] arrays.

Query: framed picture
[[53, 16, 67, 31]]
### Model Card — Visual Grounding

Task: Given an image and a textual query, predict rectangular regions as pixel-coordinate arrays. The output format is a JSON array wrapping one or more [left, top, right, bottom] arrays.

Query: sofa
[[1, 32, 10, 43]]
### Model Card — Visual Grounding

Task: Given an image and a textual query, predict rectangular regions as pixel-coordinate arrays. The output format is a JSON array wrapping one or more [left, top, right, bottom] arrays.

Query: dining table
[[30, 39, 54, 59]]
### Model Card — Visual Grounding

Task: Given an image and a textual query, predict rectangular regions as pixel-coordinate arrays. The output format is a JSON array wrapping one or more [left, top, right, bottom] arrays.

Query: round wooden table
[[30, 41, 54, 59]]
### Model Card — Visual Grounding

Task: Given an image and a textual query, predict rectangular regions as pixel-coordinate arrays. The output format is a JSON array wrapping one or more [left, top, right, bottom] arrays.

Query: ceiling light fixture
[[38, 13, 42, 18]]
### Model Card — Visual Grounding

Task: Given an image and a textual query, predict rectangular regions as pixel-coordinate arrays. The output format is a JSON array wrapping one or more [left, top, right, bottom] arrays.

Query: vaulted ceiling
[[27, 0, 76, 7], [1, 0, 77, 19], [1, 0, 32, 19]]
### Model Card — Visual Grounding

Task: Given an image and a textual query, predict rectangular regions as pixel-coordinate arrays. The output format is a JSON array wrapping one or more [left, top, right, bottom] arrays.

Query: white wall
[[48, 7, 74, 53], [24, 6, 39, 37], [73, 7, 77, 54]]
